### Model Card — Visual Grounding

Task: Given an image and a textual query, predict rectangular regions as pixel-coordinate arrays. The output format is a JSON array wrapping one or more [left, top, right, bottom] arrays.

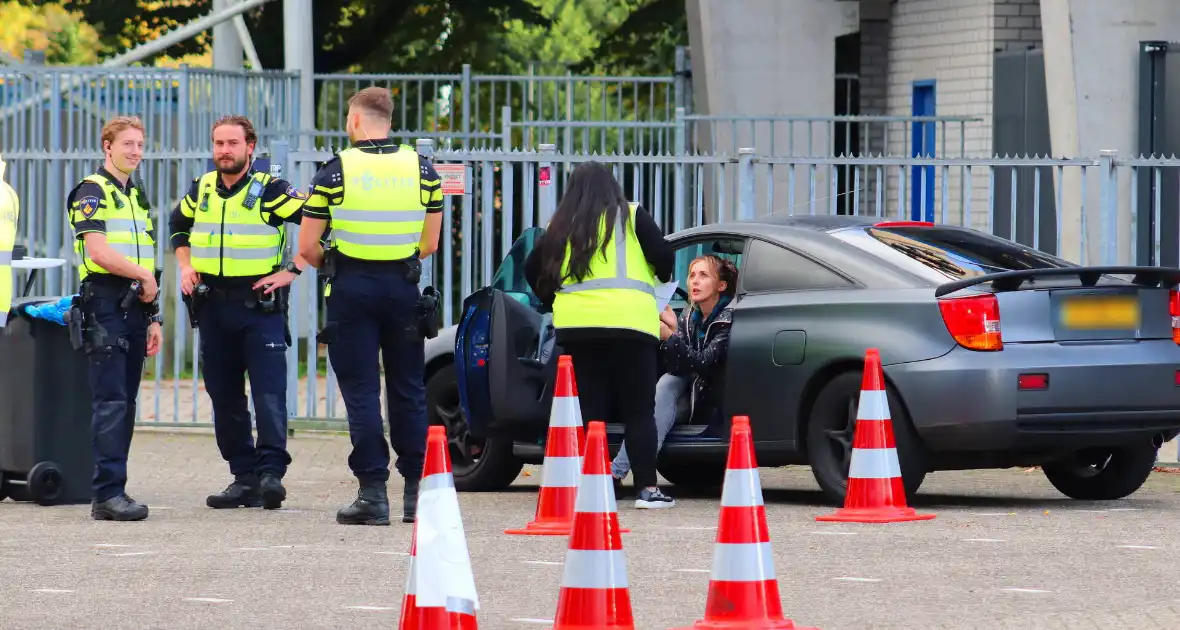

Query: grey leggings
[[611, 373, 691, 479]]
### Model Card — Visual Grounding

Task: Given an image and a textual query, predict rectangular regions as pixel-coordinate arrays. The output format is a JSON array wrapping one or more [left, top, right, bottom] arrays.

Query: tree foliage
[[577, 0, 687, 75], [0, 1, 104, 64]]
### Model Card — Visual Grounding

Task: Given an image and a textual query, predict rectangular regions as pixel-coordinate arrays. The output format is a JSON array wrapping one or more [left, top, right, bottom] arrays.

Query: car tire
[[1041, 443, 1158, 501], [657, 461, 726, 489], [426, 362, 524, 492], [805, 370, 927, 505]]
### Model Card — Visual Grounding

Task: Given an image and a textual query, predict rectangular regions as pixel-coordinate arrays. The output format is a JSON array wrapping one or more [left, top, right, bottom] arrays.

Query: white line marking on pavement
[[103, 551, 153, 557], [1116, 545, 1158, 550], [523, 560, 563, 566], [184, 598, 233, 603], [963, 538, 1006, 543], [1073, 509, 1108, 513], [811, 531, 857, 536], [93, 544, 132, 548], [674, 569, 710, 573], [31, 589, 74, 593], [376, 551, 409, 556], [345, 606, 397, 611], [1000, 588, 1050, 594], [1106, 508, 1140, 512], [512, 619, 554, 625], [833, 577, 882, 582]]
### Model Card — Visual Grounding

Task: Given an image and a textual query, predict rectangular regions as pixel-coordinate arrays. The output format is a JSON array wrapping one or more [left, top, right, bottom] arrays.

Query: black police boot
[[259, 474, 286, 510], [336, 481, 390, 526], [91, 494, 149, 522], [206, 475, 262, 509], [403, 477, 420, 523]]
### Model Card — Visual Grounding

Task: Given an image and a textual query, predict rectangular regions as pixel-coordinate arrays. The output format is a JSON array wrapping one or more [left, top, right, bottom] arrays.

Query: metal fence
[[8, 142, 1176, 431]]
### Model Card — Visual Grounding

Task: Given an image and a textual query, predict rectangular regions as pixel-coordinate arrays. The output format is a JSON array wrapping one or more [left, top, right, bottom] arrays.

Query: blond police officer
[[67, 116, 163, 522], [298, 86, 444, 526]]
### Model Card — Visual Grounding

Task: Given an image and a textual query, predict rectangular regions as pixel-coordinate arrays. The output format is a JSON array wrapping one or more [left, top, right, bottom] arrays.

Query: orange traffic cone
[[507, 355, 589, 536], [399, 425, 479, 629], [552, 421, 634, 630], [672, 416, 818, 630], [816, 349, 935, 524]]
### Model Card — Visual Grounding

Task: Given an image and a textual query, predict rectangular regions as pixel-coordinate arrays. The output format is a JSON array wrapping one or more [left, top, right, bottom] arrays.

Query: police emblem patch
[[286, 185, 307, 200], [77, 195, 101, 219]]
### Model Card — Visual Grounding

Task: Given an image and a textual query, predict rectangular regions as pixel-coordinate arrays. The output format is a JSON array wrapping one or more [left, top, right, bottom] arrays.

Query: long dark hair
[[535, 161, 631, 300]]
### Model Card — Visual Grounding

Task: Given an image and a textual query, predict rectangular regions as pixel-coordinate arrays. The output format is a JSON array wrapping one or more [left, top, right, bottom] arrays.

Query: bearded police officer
[[170, 115, 309, 511], [298, 87, 443, 526], [1, 151, 16, 328], [67, 116, 163, 522]]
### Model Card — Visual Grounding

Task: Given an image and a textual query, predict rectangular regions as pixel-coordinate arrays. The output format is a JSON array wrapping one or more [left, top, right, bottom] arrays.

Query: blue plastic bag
[[21, 295, 77, 326]]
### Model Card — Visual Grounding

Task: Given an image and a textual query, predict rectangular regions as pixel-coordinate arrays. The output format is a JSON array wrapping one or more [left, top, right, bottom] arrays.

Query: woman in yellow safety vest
[[0, 152, 18, 329], [524, 161, 678, 509]]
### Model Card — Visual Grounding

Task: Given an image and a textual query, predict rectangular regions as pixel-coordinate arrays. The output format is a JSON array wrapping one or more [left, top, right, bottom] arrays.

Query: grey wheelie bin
[[0, 296, 93, 506]]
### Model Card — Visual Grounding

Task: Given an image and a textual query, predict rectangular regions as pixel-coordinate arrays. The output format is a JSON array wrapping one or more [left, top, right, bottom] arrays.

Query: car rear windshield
[[831, 225, 1076, 283]]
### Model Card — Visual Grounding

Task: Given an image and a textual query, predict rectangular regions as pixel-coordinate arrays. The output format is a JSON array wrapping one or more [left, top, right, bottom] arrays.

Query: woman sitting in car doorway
[[611, 254, 738, 491]]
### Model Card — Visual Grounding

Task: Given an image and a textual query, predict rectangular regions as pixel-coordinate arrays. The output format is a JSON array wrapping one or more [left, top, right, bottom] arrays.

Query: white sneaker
[[635, 487, 676, 509]]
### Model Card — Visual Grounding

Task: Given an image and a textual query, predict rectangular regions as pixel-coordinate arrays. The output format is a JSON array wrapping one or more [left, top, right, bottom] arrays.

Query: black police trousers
[[197, 297, 292, 479], [323, 267, 427, 484], [82, 283, 148, 503]]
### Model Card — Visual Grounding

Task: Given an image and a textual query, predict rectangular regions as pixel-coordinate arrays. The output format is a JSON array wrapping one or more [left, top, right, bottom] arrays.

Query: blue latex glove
[[21, 295, 77, 326]]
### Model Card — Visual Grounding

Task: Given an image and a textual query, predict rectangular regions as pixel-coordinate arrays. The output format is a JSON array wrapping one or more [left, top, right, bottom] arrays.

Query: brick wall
[[994, 0, 1043, 51], [881, 0, 995, 229]]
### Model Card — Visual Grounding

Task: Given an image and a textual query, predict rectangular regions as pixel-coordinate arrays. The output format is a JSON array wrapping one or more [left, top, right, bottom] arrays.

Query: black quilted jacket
[[663, 297, 733, 426]]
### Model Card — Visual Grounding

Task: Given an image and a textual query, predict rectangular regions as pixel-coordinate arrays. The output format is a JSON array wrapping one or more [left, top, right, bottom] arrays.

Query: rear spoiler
[[934, 266, 1180, 298]]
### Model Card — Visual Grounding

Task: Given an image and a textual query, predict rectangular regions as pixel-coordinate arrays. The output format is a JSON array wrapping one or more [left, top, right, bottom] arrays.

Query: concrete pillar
[[283, 0, 316, 150], [212, 0, 244, 70], [686, 0, 859, 221], [1041, 0, 1180, 264]]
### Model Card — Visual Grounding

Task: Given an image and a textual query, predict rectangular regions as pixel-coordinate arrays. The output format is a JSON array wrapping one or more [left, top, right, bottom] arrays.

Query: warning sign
[[436, 164, 466, 195]]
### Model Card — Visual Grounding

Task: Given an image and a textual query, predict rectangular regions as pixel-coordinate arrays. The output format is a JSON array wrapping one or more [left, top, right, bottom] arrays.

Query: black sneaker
[[634, 487, 675, 509], [92, 494, 149, 521]]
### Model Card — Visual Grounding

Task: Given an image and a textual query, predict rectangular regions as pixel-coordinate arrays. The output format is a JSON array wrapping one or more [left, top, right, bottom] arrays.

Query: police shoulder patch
[[285, 185, 307, 200], [77, 195, 101, 219]]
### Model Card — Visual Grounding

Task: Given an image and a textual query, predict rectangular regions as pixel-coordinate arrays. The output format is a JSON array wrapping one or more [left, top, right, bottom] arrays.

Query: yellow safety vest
[[551, 202, 660, 338], [0, 178, 17, 328], [189, 170, 284, 277], [332, 146, 426, 261], [72, 173, 155, 282]]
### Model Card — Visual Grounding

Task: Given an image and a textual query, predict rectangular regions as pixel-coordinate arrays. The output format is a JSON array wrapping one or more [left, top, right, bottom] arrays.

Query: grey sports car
[[422, 214, 1180, 504]]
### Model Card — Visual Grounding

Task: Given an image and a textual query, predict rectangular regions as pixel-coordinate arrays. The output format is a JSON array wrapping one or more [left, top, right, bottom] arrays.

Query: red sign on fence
[[436, 164, 466, 195]]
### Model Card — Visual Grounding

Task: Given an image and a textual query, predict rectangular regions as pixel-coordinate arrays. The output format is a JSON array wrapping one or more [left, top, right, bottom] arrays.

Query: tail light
[[938, 294, 1003, 351], [1170, 290, 1180, 344]]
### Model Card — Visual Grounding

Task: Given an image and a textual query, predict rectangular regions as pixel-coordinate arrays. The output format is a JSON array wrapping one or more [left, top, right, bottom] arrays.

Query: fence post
[[738, 147, 755, 221], [1098, 149, 1118, 265], [501, 105, 512, 150], [417, 138, 436, 290], [539, 143, 557, 225], [674, 106, 687, 233], [461, 64, 472, 151]]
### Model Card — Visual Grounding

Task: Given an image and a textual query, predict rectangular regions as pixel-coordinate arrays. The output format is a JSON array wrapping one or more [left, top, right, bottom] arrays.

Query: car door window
[[491, 226, 545, 309], [740, 239, 852, 293], [669, 238, 747, 310]]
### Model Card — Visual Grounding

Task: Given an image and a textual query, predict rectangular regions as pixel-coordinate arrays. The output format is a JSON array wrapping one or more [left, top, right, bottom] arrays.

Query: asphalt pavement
[[1, 429, 1179, 630]]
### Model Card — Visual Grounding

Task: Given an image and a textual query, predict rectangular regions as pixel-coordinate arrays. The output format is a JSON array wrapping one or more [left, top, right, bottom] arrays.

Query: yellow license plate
[[1059, 295, 1140, 330]]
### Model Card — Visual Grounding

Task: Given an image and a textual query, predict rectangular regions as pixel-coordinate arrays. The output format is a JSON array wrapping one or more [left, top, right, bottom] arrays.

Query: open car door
[[455, 227, 558, 440]]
